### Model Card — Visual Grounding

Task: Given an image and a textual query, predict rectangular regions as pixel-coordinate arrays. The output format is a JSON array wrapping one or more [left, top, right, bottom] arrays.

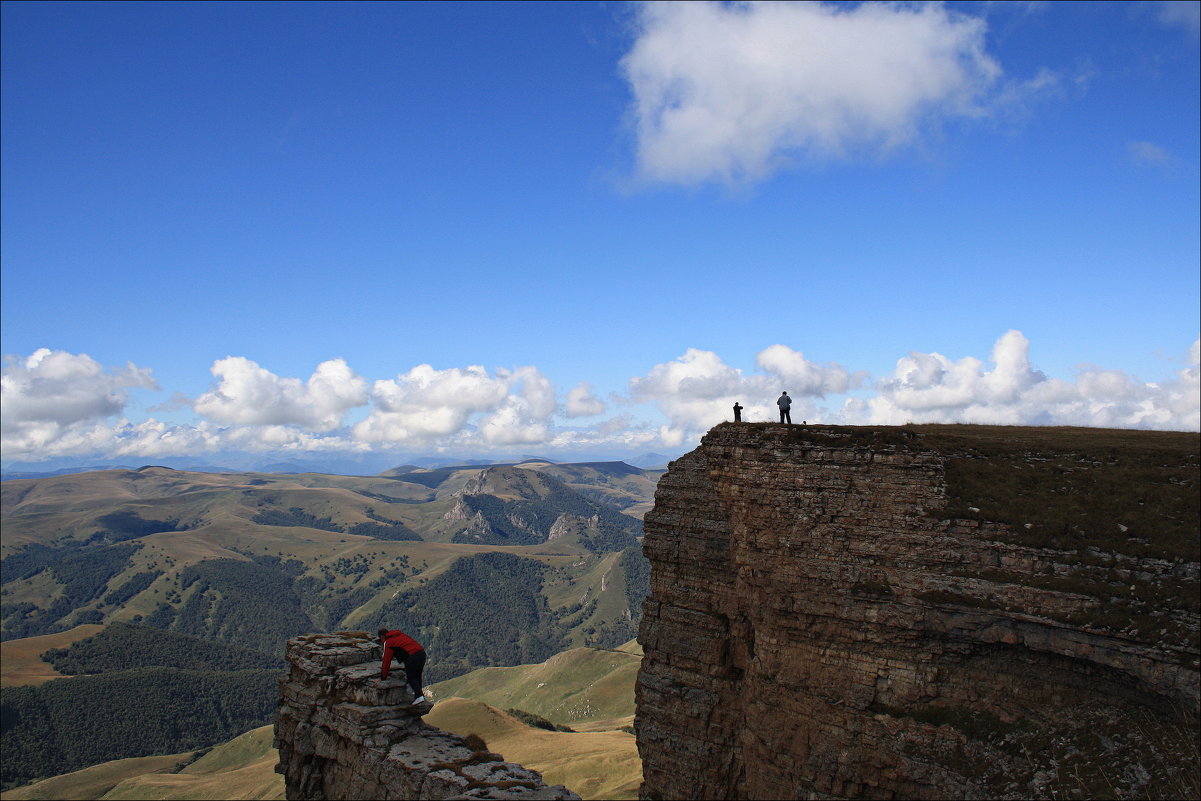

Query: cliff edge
[[636, 423, 1199, 800], [274, 632, 579, 800]]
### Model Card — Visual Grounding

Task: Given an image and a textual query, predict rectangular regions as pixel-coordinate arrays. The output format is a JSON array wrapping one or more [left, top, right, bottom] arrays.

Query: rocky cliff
[[636, 423, 1199, 800], [274, 632, 579, 800]]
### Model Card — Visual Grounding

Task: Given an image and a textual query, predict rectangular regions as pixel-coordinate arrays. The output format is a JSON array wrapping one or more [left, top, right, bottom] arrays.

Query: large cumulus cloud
[[565, 382, 608, 418], [629, 345, 857, 445], [621, 1, 1004, 185], [846, 331, 1200, 431], [2, 348, 157, 425], [193, 356, 368, 430], [2, 348, 158, 458], [353, 363, 559, 447]]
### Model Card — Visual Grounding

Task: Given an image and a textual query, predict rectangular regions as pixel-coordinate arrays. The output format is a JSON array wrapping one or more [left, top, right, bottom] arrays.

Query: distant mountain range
[[625, 452, 675, 469], [1, 450, 683, 481]]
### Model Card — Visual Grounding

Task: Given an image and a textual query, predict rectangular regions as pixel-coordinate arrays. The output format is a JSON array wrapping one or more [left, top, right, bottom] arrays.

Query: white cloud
[[628, 348, 749, 434], [108, 419, 362, 459], [2, 349, 159, 458], [629, 345, 856, 441], [1128, 140, 1172, 166], [566, 382, 608, 417], [1155, 0, 1200, 34], [216, 423, 364, 454], [545, 418, 666, 453], [621, 0, 1003, 185], [630, 348, 744, 400], [107, 419, 222, 457], [352, 363, 559, 446], [593, 414, 635, 436], [2, 348, 158, 425], [845, 331, 1200, 431], [477, 367, 558, 446], [476, 404, 548, 446], [193, 356, 368, 430], [755, 344, 861, 396], [6, 337, 1197, 462]]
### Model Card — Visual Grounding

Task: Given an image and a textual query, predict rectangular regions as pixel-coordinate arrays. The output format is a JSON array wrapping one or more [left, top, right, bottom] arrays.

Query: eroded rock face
[[275, 632, 579, 800], [636, 423, 1200, 800]]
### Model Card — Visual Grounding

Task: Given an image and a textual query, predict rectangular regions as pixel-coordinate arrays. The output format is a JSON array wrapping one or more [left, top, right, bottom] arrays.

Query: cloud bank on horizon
[[3, 332, 1198, 462]]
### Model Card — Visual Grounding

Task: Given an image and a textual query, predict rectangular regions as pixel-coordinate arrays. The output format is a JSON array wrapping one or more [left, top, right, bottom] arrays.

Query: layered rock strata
[[275, 632, 579, 800], [636, 423, 1199, 800]]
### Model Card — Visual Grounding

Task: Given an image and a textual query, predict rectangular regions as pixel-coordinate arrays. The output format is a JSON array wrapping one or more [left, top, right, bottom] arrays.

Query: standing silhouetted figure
[[777, 391, 792, 424], [733, 402, 743, 422]]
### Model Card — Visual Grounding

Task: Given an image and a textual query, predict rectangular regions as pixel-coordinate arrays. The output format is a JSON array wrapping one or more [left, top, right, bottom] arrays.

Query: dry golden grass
[[99, 726, 284, 800], [0, 624, 103, 687], [571, 714, 635, 733], [0, 752, 188, 801], [430, 644, 639, 727], [426, 697, 640, 801], [134, 531, 247, 563], [615, 638, 643, 655], [0, 727, 284, 801]]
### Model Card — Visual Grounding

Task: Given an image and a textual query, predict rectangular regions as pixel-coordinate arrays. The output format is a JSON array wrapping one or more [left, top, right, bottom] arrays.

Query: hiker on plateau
[[378, 627, 427, 704], [777, 391, 792, 424], [733, 402, 743, 422]]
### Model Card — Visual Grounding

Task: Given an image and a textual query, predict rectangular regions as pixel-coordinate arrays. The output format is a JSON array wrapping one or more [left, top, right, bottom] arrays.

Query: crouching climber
[[377, 627, 427, 704]]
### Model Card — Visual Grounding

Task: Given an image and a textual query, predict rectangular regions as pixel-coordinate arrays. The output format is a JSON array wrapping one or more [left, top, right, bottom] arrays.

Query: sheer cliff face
[[274, 632, 578, 800], [636, 424, 1200, 801]]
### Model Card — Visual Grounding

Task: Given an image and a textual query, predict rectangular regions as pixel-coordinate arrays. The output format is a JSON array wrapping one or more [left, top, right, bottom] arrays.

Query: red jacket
[[380, 630, 423, 679]]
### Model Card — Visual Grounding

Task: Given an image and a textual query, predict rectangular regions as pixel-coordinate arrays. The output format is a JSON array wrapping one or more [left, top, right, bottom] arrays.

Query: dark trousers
[[392, 649, 426, 698], [780, 408, 791, 424]]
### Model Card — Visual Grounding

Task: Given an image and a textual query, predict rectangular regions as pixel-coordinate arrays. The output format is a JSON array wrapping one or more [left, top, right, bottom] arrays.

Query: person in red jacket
[[377, 627, 427, 704]]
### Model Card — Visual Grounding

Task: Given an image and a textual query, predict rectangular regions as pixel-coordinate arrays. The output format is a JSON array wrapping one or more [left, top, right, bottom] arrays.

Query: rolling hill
[[0, 726, 284, 801], [1, 461, 654, 661], [430, 639, 641, 729], [0, 751, 198, 801], [0, 460, 655, 792]]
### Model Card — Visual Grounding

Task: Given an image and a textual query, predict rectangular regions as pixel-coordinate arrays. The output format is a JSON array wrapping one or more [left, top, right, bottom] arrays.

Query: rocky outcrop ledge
[[274, 631, 579, 800]]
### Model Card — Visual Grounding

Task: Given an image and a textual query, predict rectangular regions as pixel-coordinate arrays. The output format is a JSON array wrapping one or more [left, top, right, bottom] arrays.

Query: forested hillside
[[1, 461, 654, 653], [1, 624, 284, 788], [363, 551, 565, 681], [1, 541, 144, 639], [40, 622, 281, 673], [0, 666, 277, 788]]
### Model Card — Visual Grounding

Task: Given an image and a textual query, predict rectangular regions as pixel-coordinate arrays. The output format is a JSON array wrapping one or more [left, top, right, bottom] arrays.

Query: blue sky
[[2, 1, 1198, 468]]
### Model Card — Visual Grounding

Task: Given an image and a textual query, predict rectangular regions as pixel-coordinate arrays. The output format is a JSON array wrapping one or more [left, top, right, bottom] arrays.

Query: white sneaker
[[413, 696, 425, 704]]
